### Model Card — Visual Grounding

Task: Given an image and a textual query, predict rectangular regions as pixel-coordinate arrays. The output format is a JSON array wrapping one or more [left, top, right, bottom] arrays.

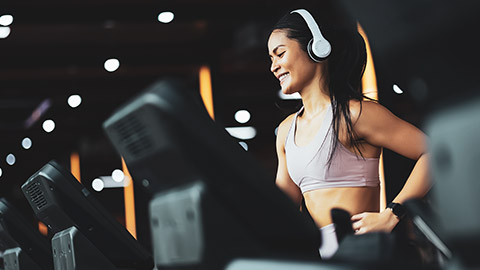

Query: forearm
[[392, 153, 431, 204], [276, 180, 303, 206], [370, 154, 431, 232]]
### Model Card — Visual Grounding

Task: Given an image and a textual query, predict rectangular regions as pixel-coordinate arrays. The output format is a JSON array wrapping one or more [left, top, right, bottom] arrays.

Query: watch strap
[[387, 202, 406, 219]]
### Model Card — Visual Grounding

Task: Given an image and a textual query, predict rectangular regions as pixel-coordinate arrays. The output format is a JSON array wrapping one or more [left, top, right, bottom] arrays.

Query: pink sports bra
[[285, 105, 380, 194]]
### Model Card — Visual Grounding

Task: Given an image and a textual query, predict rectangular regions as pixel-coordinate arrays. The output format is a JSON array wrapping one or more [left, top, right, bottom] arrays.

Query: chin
[[281, 86, 297, 96]]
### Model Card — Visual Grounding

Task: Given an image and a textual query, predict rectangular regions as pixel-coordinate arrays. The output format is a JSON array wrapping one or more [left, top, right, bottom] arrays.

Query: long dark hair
[[271, 5, 368, 162]]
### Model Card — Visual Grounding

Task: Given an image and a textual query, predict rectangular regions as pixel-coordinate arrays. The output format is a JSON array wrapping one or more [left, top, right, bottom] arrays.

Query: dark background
[[0, 0, 479, 228]]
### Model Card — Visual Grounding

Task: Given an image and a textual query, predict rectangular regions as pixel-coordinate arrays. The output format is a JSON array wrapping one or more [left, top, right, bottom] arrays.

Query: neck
[[299, 78, 331, 119]]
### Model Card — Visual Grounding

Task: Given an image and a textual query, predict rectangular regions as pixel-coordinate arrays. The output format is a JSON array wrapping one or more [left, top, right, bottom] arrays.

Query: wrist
[[387, 202, 406, 220], [383, 207, 400, 230]]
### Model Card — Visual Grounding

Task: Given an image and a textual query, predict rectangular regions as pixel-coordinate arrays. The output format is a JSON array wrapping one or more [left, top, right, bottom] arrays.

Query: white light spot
[[92, 178, 105, 192], [104, 58, 120, 72], [278, 89, 301, 100], [67, 94, 82, 108], [393, 84, 404, 94], [0, 27, 11, 39], [22, 137, 32, 149], [225, 126, 257, 140], [239, 141, 248, 151], [111, 169, 125, 183], [6, 154, 15, 166], [0, 167, 2, 177], [234, 110, 251, 124], [158, 11, 174, 23], [0, 15, 13, 26], [42, 119, 55, 133]]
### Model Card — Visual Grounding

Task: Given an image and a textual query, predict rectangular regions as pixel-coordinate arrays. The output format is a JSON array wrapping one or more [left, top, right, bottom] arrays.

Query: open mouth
[[279, 73, 289, 84]]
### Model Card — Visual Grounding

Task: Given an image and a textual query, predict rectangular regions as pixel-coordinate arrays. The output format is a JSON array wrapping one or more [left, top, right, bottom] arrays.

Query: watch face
[[389, 203, 406, 218]]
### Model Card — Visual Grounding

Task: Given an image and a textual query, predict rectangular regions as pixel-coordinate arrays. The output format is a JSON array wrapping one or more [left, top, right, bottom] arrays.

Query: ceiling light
[[96, 175, 129, 188], [278, 89, 301, 100], [104, 58, 120, 72], [67, 94, 82, 108], [225, 126, 257, 140], [393, 84, 404, 94], [92, 178, 105, 192], [6, 154, 15, 166], [234, 110, 251, 124], [0, 27, 11, 39], [158, 11, 174, 23], [239, 141, 248, 151], [111, 169, 125, 182], [22, 137, 32, 149], [0, 15, 13, 26], [42, 119, 55, 133]]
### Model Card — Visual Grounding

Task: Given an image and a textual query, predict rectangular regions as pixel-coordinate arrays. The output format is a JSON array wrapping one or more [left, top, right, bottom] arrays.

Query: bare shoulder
[[348, 99, 392, 124], [278, 113, 296, 131], [276, 113, 296, 146], [348, 99, 403, 141]]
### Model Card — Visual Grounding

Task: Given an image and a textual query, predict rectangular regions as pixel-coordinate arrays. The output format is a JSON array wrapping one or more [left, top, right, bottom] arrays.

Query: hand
[[351, 209, 399, 235]]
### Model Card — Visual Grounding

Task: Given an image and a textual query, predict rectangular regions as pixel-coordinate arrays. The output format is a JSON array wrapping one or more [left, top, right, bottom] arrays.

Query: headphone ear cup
[[307, 39, 324, 62], [291, 9, 331, 62]]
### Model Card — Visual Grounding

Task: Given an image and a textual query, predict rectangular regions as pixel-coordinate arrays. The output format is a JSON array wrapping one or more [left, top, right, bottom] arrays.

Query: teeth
[[279, 73, 288, 82]]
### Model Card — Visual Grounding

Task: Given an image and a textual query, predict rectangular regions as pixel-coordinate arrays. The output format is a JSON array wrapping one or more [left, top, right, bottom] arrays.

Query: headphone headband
[[290, 9, 331, 61]]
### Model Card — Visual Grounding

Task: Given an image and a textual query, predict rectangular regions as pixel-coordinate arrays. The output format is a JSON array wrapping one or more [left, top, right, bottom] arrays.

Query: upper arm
[[275, 115, 302, 205], [353, 101, 427, 160]]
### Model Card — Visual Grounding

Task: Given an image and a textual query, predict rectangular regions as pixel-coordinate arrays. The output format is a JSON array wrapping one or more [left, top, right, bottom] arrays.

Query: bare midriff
[[303, 186, 380, 228]]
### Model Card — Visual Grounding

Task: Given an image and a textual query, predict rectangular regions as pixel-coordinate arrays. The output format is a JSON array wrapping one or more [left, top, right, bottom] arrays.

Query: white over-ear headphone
[[291, 9, 331, 62]]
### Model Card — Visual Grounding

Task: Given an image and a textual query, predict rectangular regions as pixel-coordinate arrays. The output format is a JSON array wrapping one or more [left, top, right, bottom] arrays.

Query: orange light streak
[[70, 152, 81, 182], [358, 24, 386, 210], [199, 66, 215, 120], [122, 158, 137, 238]]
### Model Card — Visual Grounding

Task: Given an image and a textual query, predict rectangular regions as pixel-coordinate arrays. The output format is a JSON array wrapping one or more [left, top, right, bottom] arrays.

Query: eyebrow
[[269, 45, 285, 57]]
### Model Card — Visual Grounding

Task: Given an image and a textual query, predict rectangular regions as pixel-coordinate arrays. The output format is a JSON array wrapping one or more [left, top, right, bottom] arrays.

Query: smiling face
[[268, 29, 322, 95]]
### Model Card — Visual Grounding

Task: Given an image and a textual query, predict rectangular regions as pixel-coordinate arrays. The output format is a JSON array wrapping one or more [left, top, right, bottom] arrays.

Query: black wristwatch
[[387, 202, 406, 219]]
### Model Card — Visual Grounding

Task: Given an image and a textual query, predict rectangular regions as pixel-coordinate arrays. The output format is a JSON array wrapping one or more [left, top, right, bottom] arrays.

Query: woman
[[268, 7, 431, 259]]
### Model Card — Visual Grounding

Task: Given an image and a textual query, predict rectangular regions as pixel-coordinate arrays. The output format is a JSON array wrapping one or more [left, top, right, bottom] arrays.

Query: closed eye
[[268, 50, 285, 62]]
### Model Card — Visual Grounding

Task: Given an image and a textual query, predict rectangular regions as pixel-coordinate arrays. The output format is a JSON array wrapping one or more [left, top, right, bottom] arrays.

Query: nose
[[270, 58, 280, 74]]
